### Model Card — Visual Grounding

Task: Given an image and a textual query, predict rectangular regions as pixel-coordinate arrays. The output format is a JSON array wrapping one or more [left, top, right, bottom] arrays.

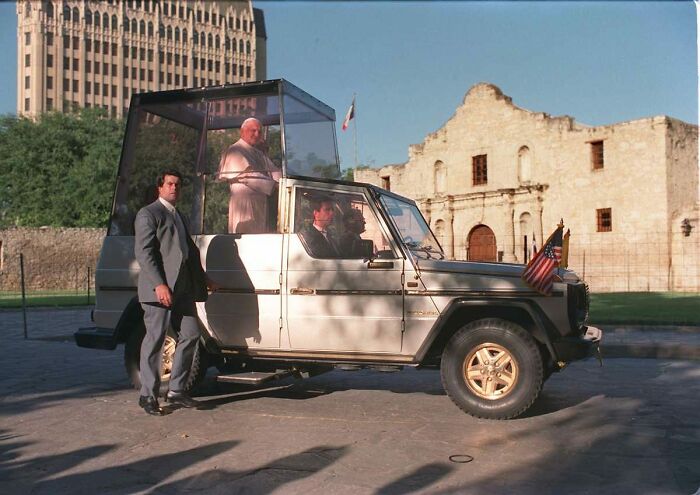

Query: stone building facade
[[356, 83, 699, 292], [17, 0, 266, 119]]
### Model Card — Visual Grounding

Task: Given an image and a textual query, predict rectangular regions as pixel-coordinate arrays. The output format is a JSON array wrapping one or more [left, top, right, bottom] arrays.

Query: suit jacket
[[134, 199, 208, 303], [299, 225, 339, 259]]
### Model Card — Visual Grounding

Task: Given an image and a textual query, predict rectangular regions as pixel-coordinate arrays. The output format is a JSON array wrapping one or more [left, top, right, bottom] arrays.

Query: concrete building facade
[[356, 83, 699, 292], [16, 0, 266, 119]]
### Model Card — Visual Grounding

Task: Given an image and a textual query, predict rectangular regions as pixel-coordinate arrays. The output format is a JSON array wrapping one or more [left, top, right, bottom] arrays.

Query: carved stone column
[[423, 198, 432, 227], [447, 195, 455, 260], [502, 190, 516, 262], [535, 188, 545, 250]]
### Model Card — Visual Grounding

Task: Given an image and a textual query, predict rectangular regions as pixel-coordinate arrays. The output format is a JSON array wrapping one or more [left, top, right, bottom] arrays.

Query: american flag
[[522, 225, 563, 295]]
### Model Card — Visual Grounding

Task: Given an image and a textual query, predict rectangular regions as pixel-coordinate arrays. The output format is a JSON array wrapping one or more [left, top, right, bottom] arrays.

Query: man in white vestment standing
[[217, 118, 281, 233]]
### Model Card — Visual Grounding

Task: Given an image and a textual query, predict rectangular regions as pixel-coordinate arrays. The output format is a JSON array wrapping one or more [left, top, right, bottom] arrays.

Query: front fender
[[414, 298, 560, 364]]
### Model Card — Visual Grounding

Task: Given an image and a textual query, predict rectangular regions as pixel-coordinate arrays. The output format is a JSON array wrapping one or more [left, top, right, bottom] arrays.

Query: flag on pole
[[531, 232, 537, 256], [560, 228, 570, 269], [342, 97, 355, 131], [522, 223, 564, 295]]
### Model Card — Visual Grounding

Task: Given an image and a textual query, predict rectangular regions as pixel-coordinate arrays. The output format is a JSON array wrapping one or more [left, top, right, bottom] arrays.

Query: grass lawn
[[0, 291, 95, 309], [589, 292, 700, 326]]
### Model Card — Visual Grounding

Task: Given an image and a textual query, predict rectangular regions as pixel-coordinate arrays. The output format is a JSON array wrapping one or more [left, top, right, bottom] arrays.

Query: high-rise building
[[16, 0, 267, 118]]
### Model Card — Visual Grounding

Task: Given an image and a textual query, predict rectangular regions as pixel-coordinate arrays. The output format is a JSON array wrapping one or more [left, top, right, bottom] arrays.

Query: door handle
[[290, 287, 315, 295], [368, 261, 394, 269]]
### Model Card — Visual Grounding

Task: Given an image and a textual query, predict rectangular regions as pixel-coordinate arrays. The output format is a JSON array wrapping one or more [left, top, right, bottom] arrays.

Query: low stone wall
[[0, 227, 104, 291]]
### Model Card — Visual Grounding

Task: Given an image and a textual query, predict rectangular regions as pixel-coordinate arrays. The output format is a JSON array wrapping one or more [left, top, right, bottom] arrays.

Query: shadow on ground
[[0, 432, 348, 494]]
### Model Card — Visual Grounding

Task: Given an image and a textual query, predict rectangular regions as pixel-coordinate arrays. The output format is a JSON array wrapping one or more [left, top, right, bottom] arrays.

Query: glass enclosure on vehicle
[[108, 80, 340, 236]]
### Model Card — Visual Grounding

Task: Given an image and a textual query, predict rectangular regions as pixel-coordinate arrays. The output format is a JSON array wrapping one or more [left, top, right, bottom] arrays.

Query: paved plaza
[[1, 308, 699, 494]]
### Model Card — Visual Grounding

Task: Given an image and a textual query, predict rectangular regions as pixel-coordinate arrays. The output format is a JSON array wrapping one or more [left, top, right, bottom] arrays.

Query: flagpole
[[352, 93, 358, 168]]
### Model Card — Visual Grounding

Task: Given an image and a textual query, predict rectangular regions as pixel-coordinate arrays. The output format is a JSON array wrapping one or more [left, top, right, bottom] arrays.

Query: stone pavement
[[1, 307, 699, 494]]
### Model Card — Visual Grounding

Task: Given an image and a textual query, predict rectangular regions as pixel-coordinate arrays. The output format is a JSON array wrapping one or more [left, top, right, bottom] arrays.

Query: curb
[[602, 344, 700, 361]]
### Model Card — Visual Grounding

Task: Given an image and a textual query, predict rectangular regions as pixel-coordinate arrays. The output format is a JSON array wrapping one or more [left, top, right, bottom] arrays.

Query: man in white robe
[[217, 118, 281, 233]]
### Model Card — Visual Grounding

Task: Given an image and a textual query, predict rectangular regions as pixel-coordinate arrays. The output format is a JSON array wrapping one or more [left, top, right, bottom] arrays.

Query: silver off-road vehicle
[[76, 80, 601, 419]]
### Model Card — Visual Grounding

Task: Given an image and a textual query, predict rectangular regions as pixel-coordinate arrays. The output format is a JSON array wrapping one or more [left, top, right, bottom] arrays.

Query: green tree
[[0, 109, 124, 228]]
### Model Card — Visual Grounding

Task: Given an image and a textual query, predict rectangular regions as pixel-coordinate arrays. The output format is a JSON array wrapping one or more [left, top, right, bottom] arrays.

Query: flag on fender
[[560, 228, 570, 269], [342, 97, 355, 131], [522, 224, 563, 295]]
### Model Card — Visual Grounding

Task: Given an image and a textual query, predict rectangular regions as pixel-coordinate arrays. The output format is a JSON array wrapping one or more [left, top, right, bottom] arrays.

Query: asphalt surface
[[1, 308, 699, 494]]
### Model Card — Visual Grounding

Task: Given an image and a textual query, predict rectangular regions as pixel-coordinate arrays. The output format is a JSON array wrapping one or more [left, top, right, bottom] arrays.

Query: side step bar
[[216, 370, 293, 385]]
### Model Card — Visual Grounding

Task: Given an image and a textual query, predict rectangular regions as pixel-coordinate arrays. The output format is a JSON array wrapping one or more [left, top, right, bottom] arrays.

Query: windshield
[[379, 195, 444, 260]]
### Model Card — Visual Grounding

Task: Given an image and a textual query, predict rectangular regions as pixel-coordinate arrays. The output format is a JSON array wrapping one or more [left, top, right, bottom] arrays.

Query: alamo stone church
[[356, 83, 699, 292]]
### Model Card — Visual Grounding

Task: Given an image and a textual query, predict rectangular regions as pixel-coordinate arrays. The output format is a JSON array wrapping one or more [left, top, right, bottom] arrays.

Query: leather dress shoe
[[139, 396, 163, 416], [165, 391, 200, 408]]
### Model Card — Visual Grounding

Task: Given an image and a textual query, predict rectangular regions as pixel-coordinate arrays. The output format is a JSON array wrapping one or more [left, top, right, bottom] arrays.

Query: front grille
[[567, 282, 589, 332]]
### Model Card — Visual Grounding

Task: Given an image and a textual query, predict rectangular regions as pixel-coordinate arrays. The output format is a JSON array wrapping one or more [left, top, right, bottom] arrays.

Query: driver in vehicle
[[217, 117, 281, 234], [299, 195, 340, 258]]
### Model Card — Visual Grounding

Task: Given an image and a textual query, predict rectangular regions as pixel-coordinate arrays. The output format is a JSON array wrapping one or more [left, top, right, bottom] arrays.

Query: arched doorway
[[468, 225, 497, 262]]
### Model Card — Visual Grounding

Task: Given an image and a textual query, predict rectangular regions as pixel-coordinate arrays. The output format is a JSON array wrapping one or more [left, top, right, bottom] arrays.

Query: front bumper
[[552, 325, 603, 362], [74, 327, 118, 350]]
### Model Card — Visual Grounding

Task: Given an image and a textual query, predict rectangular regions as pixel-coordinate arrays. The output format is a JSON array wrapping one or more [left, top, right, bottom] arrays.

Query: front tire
[[124, 324, 208, 395], [440, 318, 543, 420]]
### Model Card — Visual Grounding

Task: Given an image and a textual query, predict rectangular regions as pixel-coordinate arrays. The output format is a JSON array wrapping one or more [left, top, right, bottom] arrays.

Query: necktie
[[321, 230, 337, 254], [173, 209, 189, 259]]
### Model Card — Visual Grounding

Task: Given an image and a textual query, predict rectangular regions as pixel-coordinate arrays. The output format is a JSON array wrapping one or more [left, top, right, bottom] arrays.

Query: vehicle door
[[283, 182, 404, 354]]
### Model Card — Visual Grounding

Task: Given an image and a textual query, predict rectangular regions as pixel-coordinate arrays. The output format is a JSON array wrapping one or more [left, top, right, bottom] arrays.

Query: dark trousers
[[139, 266, 200, 398]]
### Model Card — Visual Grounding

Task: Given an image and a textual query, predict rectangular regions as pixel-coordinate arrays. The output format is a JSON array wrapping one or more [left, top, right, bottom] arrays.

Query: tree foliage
[[0, 109, 124, 228]]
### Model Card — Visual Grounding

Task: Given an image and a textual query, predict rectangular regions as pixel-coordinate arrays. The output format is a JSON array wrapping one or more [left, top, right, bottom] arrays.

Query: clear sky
[[0, 1, 697, 170]]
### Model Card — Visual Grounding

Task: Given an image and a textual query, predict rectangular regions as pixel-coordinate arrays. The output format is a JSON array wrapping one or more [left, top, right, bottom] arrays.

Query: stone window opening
[[596, 208, 612, 232], [518, 146, 531, 183], [591, 140, 604, 170], [472, 154, 487, 186], [381, 176, 391, 191], [434, 160, 446, 194], [433, 219, 446, 248]]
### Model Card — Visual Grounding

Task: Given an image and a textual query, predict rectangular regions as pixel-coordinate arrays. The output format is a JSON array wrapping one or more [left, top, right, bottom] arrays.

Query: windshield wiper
[[406, 242, 445, 260]]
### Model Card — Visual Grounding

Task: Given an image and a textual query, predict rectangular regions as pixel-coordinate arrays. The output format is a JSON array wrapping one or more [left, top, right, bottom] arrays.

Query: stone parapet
[[0, 227, 104, 291]]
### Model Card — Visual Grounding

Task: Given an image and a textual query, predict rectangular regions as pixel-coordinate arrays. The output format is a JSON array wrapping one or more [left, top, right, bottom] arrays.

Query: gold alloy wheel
[[463, 342, 519, 400], [160, 334, 176, 381]]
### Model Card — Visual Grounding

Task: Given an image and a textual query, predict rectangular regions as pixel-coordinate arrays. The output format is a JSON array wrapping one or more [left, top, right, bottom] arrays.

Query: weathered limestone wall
[[0, 228, 104, 291], [356, 82, 699, 292]]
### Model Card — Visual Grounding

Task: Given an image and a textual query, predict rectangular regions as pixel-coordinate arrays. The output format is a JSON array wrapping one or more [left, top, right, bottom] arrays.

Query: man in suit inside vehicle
[[134, 169, 210, 415], [299, 195, 340, 258]]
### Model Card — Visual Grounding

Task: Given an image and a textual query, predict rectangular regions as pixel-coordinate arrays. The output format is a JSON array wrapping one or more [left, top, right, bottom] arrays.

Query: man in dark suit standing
[[134, 169, 209, 415], [299, 196, 340, 258]]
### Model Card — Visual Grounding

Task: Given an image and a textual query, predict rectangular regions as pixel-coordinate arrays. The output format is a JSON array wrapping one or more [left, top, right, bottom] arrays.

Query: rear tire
[[440, 318, 543, 420], [124, 324, 208, 396]]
